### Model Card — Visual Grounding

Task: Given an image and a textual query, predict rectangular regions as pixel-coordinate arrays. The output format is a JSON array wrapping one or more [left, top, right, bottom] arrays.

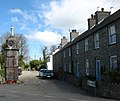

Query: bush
[[0, 69, 4, 77], [30, 60, 40, 71], [103, 69, 120, 83], [32, 68, 35, 71], [110, 70, 120, 83], [24, 64, 29, 70]]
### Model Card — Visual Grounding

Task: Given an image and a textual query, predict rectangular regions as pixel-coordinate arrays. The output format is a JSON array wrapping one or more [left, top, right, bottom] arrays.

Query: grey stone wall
[[97, 81, 120, 100], [53, 51, 62, 73], [116, 19, 120, 68]]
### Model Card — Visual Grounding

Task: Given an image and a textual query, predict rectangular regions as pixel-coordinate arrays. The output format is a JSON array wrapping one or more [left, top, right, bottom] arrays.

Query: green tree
[[0, 34, 8, 76], [0, 53, 3, 69], [29, 60, 40, 71], [0, 43, 6, 69], [16, 34, 29, 61], [16, 34, 29, 70], [42, 47, 47, 64], [40, 47, 49, 69], [24, 64, 29, 70], [18, 58, 25, 68]]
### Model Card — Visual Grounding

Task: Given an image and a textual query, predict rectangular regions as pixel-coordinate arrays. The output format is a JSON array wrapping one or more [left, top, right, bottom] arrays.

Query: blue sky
[[0, 0, 119, 60]]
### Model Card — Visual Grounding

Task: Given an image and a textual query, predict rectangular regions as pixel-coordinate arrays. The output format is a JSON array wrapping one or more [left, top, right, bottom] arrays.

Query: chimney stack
[[70, 29, 79, 41], [61, 36, 67, 48], [95, 8, 111, 24], [88, 14, 96, 29], [11, 26, 14, 36]]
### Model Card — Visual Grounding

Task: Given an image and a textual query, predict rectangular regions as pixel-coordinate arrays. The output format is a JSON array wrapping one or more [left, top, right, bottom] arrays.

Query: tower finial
[[11, 26, 14, 36]]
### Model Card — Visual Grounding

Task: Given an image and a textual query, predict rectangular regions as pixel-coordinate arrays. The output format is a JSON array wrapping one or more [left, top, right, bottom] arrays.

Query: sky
[[0, 0, 120, 60]]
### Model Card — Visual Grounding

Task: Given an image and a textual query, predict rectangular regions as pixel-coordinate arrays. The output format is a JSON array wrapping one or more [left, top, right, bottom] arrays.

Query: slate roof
[[58, 9, 120, 52]]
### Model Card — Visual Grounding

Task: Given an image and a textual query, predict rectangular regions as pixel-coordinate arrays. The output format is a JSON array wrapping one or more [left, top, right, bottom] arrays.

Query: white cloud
[[9, 8, 40, 31], [19, 23, 27, 30], [44, 0, 120, 33], [9, 9, 23, 14], [11, 17, 19, 23], [26, 30, 62, 46], [9, 8, 37, 23], [8, 0, 120, 48]]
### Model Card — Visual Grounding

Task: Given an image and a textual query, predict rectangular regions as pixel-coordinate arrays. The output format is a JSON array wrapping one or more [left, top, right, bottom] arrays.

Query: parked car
[[39, 69, 54, 78]]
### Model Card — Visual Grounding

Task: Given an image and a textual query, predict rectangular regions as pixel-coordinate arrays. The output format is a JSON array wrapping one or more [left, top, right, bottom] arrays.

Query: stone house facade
[[53, 9, 120, 99]]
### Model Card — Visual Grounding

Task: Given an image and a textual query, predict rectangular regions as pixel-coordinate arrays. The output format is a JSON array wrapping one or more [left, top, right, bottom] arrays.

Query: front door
[[96, 58, 101, 81], [76, 62, 80, 77]]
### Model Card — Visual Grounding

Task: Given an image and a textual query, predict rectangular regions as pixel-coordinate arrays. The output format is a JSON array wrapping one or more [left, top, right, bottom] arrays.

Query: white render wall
[[47, 48, 60, 70], [47, 55, 53, 70]]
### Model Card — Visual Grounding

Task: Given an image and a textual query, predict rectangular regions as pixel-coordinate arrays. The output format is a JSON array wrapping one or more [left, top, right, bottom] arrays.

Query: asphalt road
[[0, 71, 117, 101]]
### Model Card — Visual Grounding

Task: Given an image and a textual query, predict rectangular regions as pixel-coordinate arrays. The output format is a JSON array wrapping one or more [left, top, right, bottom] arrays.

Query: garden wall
[[97, 81, 120, 100]]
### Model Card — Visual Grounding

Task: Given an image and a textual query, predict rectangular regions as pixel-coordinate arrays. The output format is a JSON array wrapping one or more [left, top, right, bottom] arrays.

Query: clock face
[[8, 40, 14, 48], [7, 51, 13, 56]]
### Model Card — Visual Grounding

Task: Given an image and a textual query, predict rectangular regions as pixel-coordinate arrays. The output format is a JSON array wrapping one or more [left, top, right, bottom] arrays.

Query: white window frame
[[85, 59, 89, 75], [76, 42, 80, 54], [85, 38, 88, 52], [69, 48, 71, 57], [108, 25, 116, 45], [110, 55, 117, 70], [94, 33, 99, 49]]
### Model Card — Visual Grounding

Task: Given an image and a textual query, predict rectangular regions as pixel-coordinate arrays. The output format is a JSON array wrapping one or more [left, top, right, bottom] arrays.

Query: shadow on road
[[37, 75, 94, 97]]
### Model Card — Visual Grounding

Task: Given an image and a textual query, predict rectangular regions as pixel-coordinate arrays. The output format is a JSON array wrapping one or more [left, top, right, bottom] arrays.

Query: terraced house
[[53, 8, 120, 99]]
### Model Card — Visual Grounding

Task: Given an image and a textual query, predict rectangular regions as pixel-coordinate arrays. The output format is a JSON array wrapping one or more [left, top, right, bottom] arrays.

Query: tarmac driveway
[[0, 71, 117, 101]]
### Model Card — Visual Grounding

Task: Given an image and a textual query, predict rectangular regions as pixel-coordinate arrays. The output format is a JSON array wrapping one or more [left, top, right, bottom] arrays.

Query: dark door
[[96, 58, 101, 81]]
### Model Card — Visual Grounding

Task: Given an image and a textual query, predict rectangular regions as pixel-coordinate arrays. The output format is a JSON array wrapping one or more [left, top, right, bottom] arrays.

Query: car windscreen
[[42, 70, 52, 73]]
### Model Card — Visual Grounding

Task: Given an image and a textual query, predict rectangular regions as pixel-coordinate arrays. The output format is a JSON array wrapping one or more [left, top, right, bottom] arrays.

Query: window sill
[[109, 42, 116, 46], [94, 47, 100, 50]]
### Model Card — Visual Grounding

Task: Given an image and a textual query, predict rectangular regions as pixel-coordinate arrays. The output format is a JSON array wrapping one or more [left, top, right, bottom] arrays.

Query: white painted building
[[47, 48, 60, 70]]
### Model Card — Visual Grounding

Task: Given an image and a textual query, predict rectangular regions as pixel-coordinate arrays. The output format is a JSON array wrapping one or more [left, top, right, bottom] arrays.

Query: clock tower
[[5, 26, 19, 81]]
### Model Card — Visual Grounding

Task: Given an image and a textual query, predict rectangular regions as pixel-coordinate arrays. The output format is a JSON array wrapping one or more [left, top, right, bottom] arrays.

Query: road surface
[[0, 71, 117, 101]]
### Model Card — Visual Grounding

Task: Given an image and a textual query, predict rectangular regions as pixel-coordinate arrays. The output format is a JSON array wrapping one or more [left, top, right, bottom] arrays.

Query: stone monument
[[5, 26, 19, 82]]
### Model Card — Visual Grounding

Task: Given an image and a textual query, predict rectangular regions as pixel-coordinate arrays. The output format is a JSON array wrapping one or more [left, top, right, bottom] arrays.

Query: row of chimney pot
[[88, 8, 111, 29], [61, 8, 111, 48], [61, 29, 79, 48]]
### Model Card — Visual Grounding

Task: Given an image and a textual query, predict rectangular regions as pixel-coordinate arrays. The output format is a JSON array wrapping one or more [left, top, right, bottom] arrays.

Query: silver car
[[39, 69, 54, 78]]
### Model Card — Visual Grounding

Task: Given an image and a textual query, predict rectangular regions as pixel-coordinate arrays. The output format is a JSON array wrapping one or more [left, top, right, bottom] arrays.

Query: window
[[69, 48, 71, 57], [63, 51, 66, 58], [76, 42, 80, 54], [94, 33, 99, 49], [110, 55, 117, 70], [85, 59, 89, 75], [85, 38, 88, 51], [108, 25, 116, 44]]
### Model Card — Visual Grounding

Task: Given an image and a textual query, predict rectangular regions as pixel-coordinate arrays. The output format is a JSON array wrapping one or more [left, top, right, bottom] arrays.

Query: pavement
[[0, 71, 117, 101]]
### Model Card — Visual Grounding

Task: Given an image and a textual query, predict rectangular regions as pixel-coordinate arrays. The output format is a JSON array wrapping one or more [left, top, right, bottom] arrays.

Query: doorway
[[96, 58, 101, 81]]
